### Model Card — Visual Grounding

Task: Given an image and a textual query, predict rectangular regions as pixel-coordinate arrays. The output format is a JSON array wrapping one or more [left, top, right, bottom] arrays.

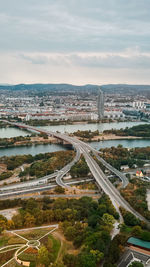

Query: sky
[[0, 0, 150, 85]]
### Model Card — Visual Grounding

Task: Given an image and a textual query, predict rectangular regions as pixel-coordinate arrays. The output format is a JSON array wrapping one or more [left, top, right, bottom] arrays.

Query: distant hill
[[0, 83, 98, 91], [101, 84, 150, 97], [102, 84, 150, 94], [0, 83, 150, 96]]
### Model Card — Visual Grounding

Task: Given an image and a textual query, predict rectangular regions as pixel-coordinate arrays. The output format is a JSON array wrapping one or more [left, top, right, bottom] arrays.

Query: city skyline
[[98, 88, 104, 120]]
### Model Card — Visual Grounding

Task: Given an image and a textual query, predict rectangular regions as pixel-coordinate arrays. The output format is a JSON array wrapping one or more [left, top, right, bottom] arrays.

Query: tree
[[103, 261, 116, 267], [54, 209, 64, 221], [128, 159, 135, 168], [32, 208, 43, 225], [38, 245, 50, 266], [7, 219, 14, 230], [88, 214, 100, 228], [0, 215, 7, 231], [63, 254, 76, 267], [26, 198, 38, 212], [12, 214, 23, 228], [64, 226, 76, 241], [29, 262, 36, 267], [55, 186, 65, 194], [43, 210, 54, 223], [98, 204, 107, 216], [129, 261, 144, 267], [136, 160, 144, 168], [123, 212, 140, 226], [52, 262, 65, 267], [90, 249, 104, 263], [76, 252, 97, 267], [141, 231, 150, 241], [131, 226, 142, 237], [102, 213, 115, 226], [63, 208, 76, 221], [24, 213, 35, 227], [73, 234, 84, 248]]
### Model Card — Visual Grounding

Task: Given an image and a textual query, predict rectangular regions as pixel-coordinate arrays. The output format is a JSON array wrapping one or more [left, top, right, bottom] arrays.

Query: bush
[[140, 231, 150, 241], [54, 186, 65, 194]]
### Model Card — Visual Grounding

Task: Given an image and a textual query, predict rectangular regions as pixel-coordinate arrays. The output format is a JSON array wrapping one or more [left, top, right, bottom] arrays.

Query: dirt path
[[53, 231, 63, 262], [52, 229, 79, 263]]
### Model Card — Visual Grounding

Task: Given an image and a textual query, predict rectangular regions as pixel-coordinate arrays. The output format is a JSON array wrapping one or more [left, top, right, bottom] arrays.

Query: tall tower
[[97, 88, 104, 120]]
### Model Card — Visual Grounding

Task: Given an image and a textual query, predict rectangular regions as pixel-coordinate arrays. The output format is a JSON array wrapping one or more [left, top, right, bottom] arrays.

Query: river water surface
[[40, 121, 147, 133], [0, 121, 149, 157]]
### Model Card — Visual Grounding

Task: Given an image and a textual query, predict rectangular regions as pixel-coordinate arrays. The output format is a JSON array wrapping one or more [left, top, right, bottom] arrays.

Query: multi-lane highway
[[55, 144, 81, 187], [75, 139, 129, 188], [0, 178, 94, 198], [1, 120, 149, 224]]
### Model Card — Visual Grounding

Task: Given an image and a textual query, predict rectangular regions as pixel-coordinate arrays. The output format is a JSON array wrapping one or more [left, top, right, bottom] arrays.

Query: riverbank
[[25, 118, 124, 126], [0, 135, 59, 149], [76, 134, 143, 142], [15, 135, 58, 145], [0, 133, 143, 149]]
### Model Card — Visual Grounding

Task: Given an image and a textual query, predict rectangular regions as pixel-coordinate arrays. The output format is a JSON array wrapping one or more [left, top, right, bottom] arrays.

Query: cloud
[[0, 51, 150, 85], [0, 0, 150, 84], [19, 49, 150, 69], [0, 0, 150, 53]]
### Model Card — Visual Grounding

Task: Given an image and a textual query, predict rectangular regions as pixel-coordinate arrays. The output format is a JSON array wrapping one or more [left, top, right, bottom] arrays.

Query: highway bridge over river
[[0, 120, 149, 225]]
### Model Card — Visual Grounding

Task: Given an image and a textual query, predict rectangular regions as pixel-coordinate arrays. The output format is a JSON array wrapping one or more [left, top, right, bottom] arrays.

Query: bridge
[[1, 120, 149, 225]]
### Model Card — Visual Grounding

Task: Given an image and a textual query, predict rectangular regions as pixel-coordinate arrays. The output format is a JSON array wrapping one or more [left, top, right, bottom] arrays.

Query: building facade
[[97, 88, 104, 120]]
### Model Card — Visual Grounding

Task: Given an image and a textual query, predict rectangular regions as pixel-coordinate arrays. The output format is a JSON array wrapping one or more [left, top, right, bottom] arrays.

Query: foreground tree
[[129, 261, 144, 267], [102, 213, 115, 226], [38, 245, 50, 266]]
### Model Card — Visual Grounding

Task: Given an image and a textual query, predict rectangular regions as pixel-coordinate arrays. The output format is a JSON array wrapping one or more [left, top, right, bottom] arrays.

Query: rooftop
[[128, 237, 150, 250]]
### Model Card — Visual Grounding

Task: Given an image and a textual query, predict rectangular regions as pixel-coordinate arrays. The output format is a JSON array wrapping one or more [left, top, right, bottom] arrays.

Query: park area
[[0, 224, 76, 267]]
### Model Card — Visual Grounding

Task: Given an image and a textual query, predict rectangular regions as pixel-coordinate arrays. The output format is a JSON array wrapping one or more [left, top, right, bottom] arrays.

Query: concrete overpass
[[1, 120, 149, 225]]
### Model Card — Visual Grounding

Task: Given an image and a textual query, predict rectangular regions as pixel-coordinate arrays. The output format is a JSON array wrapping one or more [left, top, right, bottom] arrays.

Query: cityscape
[[0, 1, 150, 267], [0, 85, 150, 123]]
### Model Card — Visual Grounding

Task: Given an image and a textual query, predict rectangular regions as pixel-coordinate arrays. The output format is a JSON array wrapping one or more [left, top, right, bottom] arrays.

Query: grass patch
[[0, 245, 21, 253], [0, 233, 25, 248], [0, 235, 9, 247], [18, 252, 37, 262], [17, 233, 60, 265], [8, 236, 26, 245], [48, 235, 61, 262], [40, 233, 61, 263], [18, 228, 54, 240], [8, 260, 21, 267]]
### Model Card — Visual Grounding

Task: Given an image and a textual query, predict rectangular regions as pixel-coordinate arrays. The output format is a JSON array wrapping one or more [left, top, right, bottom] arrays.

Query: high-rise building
[[97, 88, 104, 120]]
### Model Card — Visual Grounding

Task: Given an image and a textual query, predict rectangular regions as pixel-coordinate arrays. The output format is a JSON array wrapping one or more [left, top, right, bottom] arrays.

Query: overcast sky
[[0, 0, 150, 85]]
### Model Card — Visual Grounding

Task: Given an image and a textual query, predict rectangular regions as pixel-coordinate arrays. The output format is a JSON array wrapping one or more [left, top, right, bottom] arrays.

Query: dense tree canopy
[[103, 124, 150, 138], [129, 261, 144, 267]]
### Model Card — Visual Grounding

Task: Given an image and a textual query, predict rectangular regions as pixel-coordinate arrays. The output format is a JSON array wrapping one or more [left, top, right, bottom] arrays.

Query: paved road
[[0, 172, 58, 191], [1, 120, 149, 225], [118, 249, 150, 267], [56, 144, 81, 187], [77, 139, 129, 188], [0, 178, 93, 198], [79, 142, 149, 223]]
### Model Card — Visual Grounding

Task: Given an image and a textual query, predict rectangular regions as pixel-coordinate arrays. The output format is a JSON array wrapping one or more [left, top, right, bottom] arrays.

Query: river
[[0, 127, 30, 138], [0, 143, 67, 157], [0, 121, 149, 157], [89, 139, 150, 150], [40, 121, 147, 133], [0, 139, 150, 158], [0, 121, 147, 138]]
